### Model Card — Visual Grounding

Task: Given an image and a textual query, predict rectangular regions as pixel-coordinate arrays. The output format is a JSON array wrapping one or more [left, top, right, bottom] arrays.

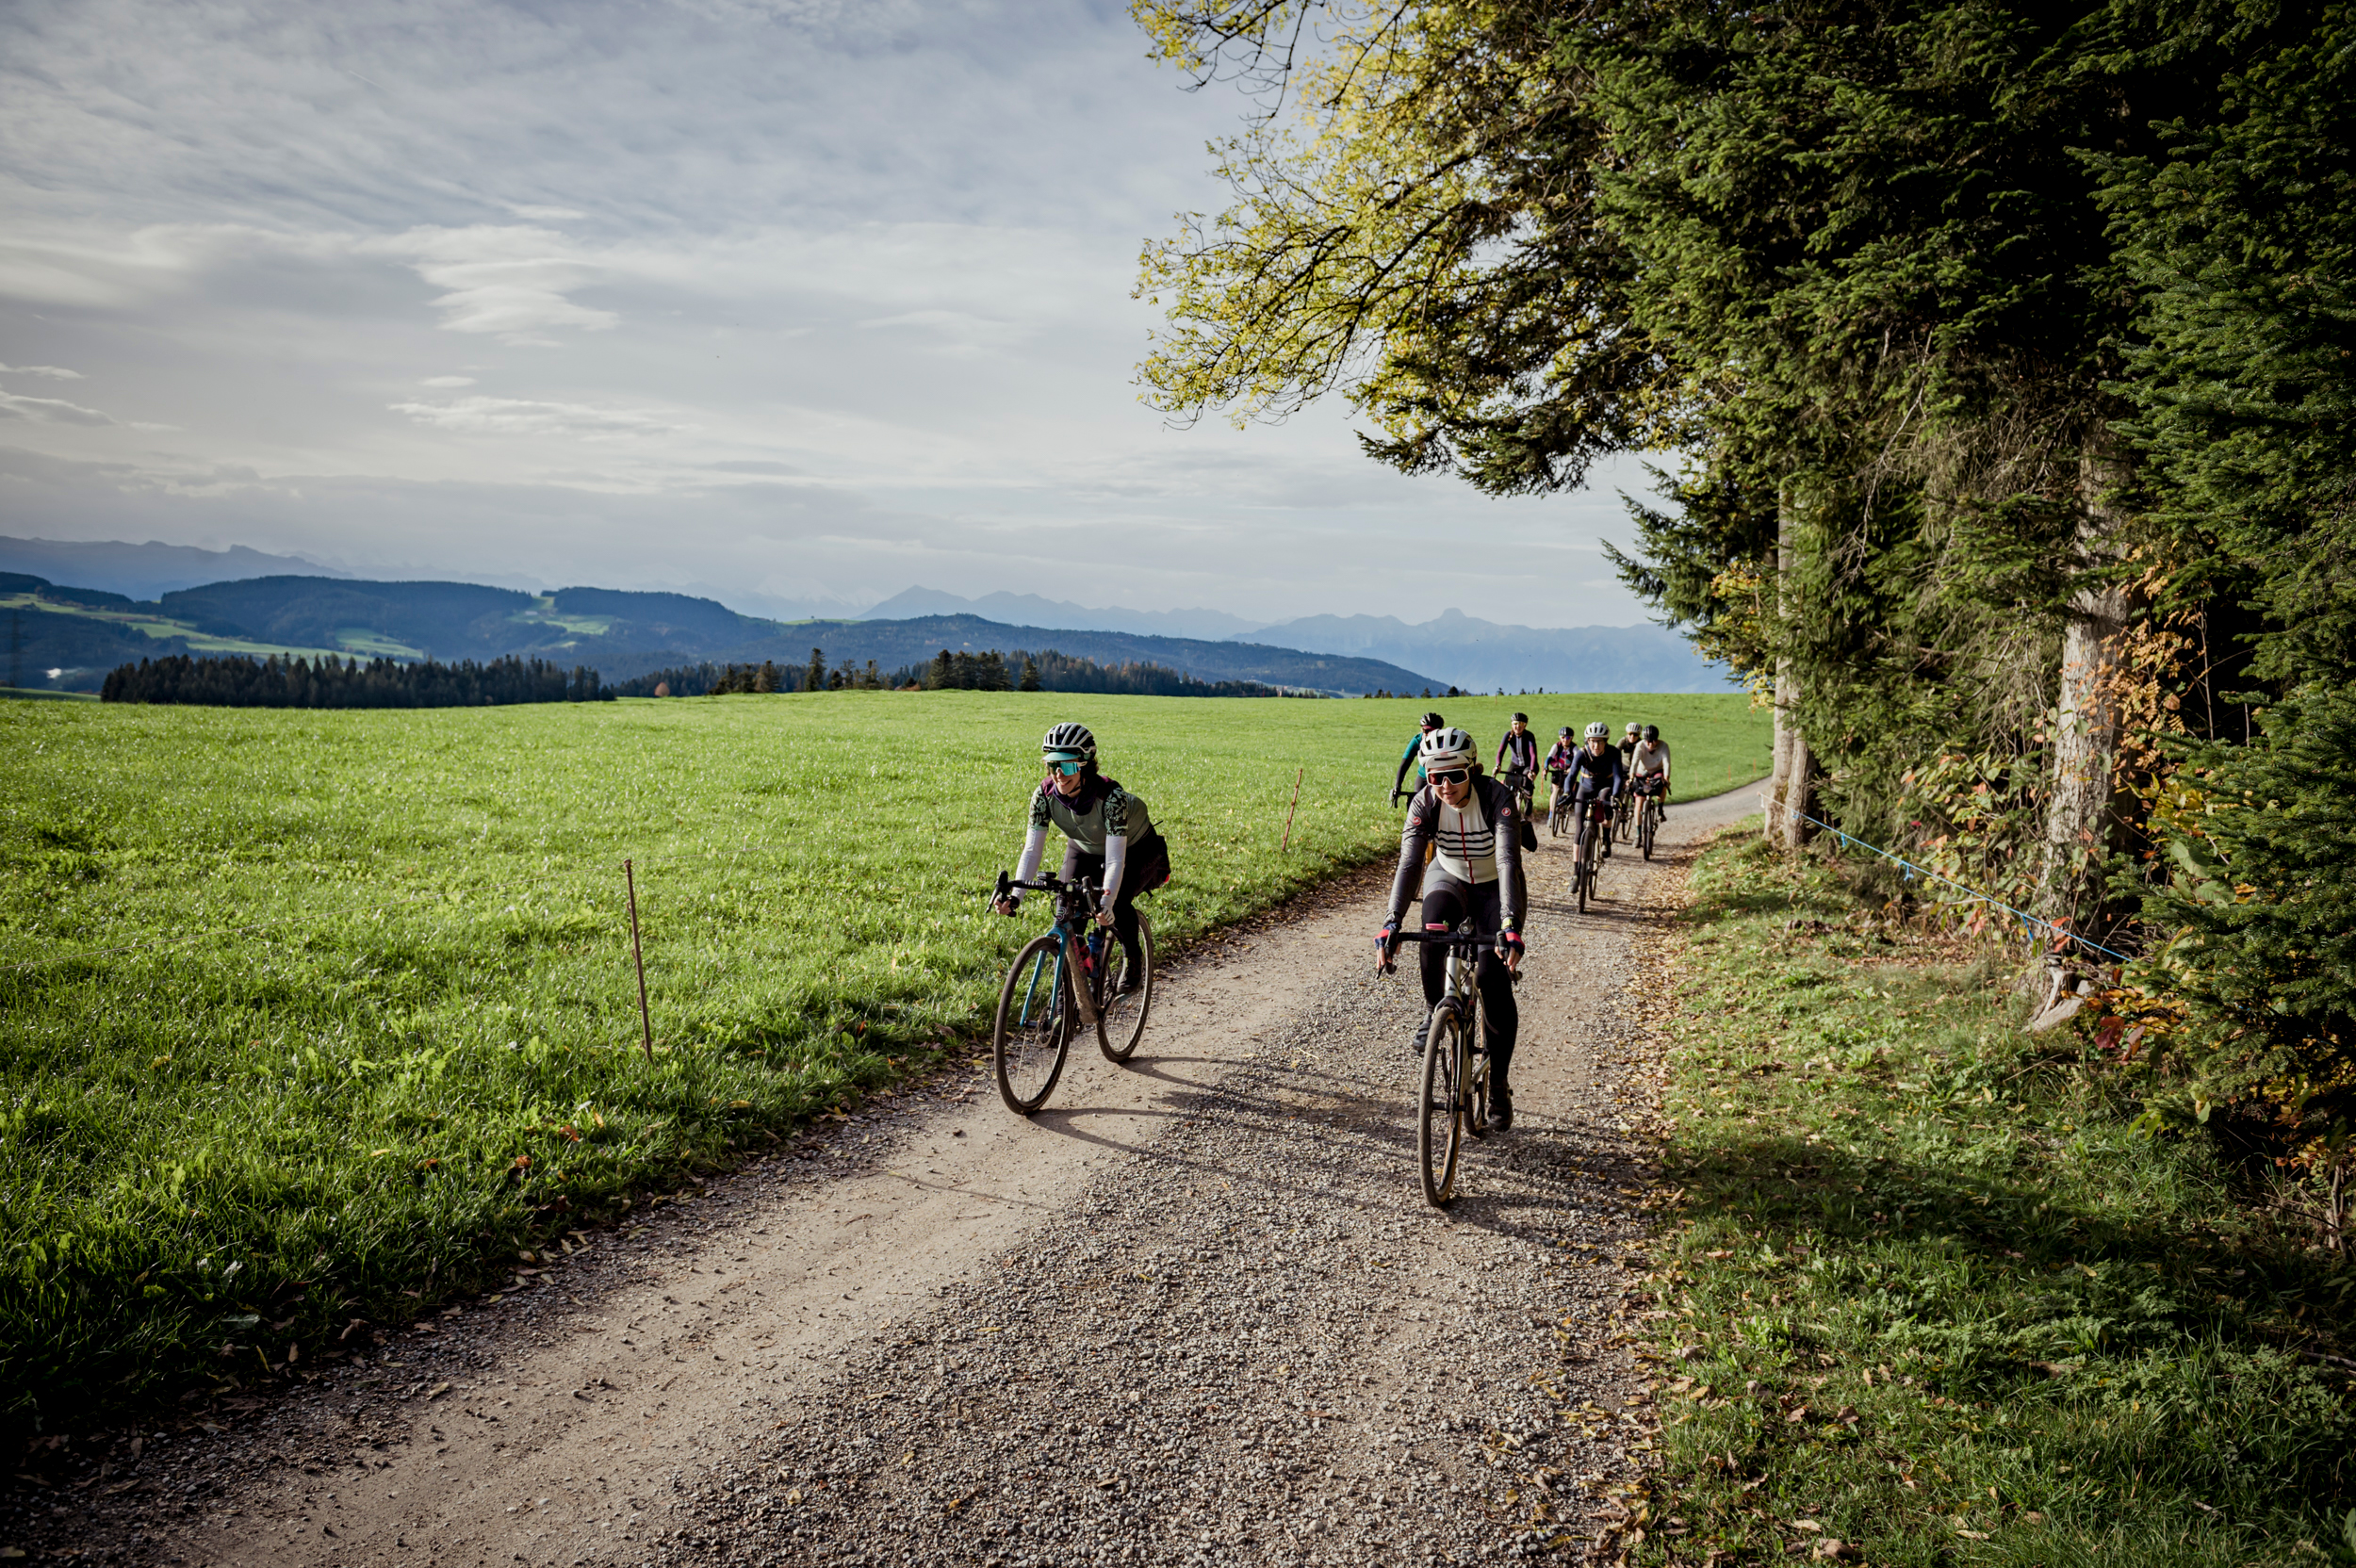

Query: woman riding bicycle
[[1565, 721, 1628, 858], [1543, 726, 1577, 809], [1629, 723, 1671, 816], [993, 722, 1169, 990], [1375, 727, 1526, 1132]]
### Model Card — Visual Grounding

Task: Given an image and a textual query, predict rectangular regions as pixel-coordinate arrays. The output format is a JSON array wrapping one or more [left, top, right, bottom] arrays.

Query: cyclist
[[1618, 720, 1642, 769], [1565, 720, 1628, 859], [1629, 723, 1672, 818], [1375, 727, 1526, 1132], [1543, 726, 1577, 810], [1494, 712, 1538, 806], [993, 722, 1169, 990], [1390, 710, 1447, 805]]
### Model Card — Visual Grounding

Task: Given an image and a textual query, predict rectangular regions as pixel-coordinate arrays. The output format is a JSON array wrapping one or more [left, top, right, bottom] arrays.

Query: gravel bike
[[1632, 776, 1666, 859], [1382, 919, 1518, 1207], [988, 870, 1154, 1114], [1612, 785, 1636, 843], [1546, 772, 1572, 839], [1499, 763, 1535, 825], [1570, 795, 1614, 914]]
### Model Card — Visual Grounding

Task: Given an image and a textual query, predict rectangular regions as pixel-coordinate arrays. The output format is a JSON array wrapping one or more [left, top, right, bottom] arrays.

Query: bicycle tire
[[1576, 824, 1591, 915], [992, 934, 1072, 1115], [1416, 1004, 1465, 1207], [1095, 913, 1153, 1063], [1641, 799, 1657, 859]]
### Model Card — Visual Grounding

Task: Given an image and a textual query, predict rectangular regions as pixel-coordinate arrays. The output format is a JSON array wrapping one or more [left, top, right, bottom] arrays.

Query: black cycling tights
[[1416, 879, 1519, 1084], [1062, 842, 1164, 972]]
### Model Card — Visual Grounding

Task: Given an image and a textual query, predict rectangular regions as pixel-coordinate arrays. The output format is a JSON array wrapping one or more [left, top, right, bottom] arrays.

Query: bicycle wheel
[[1548, 795, 1566, 838], [1416, 1004, 1466, 1207], [1576, 824, 1591, 915], [1095, 913, 1153, 1063], [992, 935, 1072, 1115], [1641, 798, 1658, 859]]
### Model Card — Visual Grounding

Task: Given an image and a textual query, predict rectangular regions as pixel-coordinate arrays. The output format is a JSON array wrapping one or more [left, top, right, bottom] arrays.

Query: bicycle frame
[[996, 871, 1102, 1029]]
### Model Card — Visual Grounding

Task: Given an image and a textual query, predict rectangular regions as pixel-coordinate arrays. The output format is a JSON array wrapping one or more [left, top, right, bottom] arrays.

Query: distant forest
[[102, 653, 614, 708], [613, 645, 1298, 698]]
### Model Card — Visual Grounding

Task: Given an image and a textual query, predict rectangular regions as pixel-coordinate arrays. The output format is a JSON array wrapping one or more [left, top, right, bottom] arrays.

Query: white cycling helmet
[[1624, 720, 1640, 735], [1417, 726, 1477, 772], [1586, 721, 1612, 741]]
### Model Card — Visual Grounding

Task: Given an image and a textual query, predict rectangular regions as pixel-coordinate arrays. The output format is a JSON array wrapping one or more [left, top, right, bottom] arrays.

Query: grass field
[[1630, 832, 2355, 1566], [0, 689, 1767, 1430]]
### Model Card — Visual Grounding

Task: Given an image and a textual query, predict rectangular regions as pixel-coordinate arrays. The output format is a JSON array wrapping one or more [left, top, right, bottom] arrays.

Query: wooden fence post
[[1281, 767, 1304, 853], [625, 858, 654, 1061]]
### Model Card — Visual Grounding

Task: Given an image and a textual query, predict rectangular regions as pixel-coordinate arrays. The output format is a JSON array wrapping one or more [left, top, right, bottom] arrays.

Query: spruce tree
[[806, 647, 826, 693], [1021, 656, 1042, 693]]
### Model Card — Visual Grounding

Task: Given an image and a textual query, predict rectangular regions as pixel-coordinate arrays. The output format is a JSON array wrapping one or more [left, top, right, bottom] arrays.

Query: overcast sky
[[0, 0, 1662, 626]]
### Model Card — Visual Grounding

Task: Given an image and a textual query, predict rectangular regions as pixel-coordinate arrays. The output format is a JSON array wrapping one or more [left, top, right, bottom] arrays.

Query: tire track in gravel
[[50, 786, 1754, 1568]]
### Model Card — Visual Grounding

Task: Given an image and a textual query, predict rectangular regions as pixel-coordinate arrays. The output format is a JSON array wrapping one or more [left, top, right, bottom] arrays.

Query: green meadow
[[0, 689, 1766, 1429]]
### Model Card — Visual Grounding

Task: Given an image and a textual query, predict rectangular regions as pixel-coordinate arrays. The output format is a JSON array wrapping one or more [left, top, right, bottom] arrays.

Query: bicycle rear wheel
[[1417, 1004, 1466, 1207], [992, 935, 1072, 1115], [1096, 913, 1153, 1062]]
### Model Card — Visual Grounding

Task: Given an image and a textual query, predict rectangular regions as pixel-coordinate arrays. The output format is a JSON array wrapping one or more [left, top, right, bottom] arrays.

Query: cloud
[[361, 227, 620, 343], [0, 390, 117, 425], [0, 363, 82, 380], [387, 396, 679, 439], [419, 375, 476, 387]]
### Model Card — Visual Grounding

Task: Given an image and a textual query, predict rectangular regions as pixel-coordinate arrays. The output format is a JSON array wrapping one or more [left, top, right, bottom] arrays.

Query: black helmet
[[1418, 710, 1444, 729], [1559, 726, 1573, 737], [1041, 721, 1096, 761], [1512, 711, 1528, 724], [1642, 724, 1660, 743]]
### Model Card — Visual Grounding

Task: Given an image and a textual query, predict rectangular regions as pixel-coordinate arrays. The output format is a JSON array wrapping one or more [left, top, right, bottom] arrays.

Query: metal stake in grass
[[1281, 766, 1303, 853], [625, 858, 653, 1061]]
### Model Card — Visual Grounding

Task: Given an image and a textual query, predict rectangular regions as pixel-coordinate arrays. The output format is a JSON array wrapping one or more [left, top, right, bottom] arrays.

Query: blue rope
[[1790, 809, 2133, 964]]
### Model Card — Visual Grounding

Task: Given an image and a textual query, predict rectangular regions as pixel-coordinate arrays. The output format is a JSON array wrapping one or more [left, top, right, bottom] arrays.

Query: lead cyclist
[[1375, 727, 1527, 1132]]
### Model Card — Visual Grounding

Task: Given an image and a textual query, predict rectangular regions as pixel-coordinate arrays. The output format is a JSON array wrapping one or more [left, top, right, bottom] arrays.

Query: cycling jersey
[[1386, 776, 1526, 932], [1563, 744, 1628, 801], [1630, 739, 1671, 778], [1392, 731, 1430, 799], [1014, 776, 1163, 914], [1495, 730, 1538, 779], [1543, 740, 1576, 776]]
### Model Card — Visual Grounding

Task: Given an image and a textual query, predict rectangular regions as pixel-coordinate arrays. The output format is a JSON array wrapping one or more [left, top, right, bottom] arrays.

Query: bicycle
[[1499, 764, 1535, 825], [987, 870, 1155, 1114], [1381, 918, 1518, 1207], [1546, 773, 1572, 838], [1612, 786, 1635, 844], [1633, 776, 1666, 859], [1570, 795, 1614, 914]]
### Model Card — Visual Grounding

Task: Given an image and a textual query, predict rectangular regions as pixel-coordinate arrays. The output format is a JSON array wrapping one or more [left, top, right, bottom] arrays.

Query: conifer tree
[[1021, 656, 1042, 693], [805, 647, 826, 693]]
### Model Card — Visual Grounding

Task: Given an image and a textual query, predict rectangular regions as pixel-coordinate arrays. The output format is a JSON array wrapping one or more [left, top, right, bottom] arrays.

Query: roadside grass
[[0, 689, 1765, 1432], [1634, 830, 2356, 1567]]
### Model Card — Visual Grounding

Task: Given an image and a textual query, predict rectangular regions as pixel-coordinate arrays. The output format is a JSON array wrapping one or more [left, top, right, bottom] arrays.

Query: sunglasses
[[1428, 767, 1471, 785], [1044, 758, 1086, 776]]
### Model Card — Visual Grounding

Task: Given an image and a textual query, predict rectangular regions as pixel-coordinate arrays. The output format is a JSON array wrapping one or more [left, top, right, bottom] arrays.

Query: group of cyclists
[[992, 710, 1674, 1142]]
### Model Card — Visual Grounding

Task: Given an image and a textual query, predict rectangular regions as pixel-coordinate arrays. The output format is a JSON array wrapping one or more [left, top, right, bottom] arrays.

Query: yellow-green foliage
[[0, 689, 1767, 1428]]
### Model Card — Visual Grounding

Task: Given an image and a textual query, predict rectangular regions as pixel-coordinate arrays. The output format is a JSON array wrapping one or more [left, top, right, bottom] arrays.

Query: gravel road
[[26, 785, 1754, 1567]]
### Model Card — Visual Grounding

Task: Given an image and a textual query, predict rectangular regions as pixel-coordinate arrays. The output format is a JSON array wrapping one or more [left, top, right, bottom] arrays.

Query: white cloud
[[419, 375, 476, 387], [361, 226, 620, 343], [387, 396, 679, 439], [0, 389, 116, 425], [0, 363, 81, 379]]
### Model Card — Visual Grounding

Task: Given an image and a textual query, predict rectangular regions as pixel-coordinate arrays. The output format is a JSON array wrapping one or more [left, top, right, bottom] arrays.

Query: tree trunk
[[2038, 444, 2135, 934], [1767, 482, 1818, 850]]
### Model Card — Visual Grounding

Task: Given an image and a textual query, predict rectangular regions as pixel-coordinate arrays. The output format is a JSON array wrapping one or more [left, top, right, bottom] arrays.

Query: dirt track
[[43, 785, 1755, 1567]]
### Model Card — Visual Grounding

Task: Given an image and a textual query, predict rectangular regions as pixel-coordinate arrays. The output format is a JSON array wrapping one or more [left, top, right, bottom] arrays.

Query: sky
[[0, 0, 1665, 627]]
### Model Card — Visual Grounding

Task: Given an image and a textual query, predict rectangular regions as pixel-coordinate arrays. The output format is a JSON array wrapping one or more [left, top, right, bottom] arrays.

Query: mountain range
[[1, 539, 1731, 694]]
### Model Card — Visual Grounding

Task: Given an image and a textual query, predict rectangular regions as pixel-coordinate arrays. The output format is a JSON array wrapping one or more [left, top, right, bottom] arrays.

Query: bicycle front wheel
[[993, 934, 1072, 1115], [1417, 1004, 1466, 1207], [1641, 799, 1658, 859], [1096, 913, 1153, 1063], [1576, 825, 1592, 915]]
